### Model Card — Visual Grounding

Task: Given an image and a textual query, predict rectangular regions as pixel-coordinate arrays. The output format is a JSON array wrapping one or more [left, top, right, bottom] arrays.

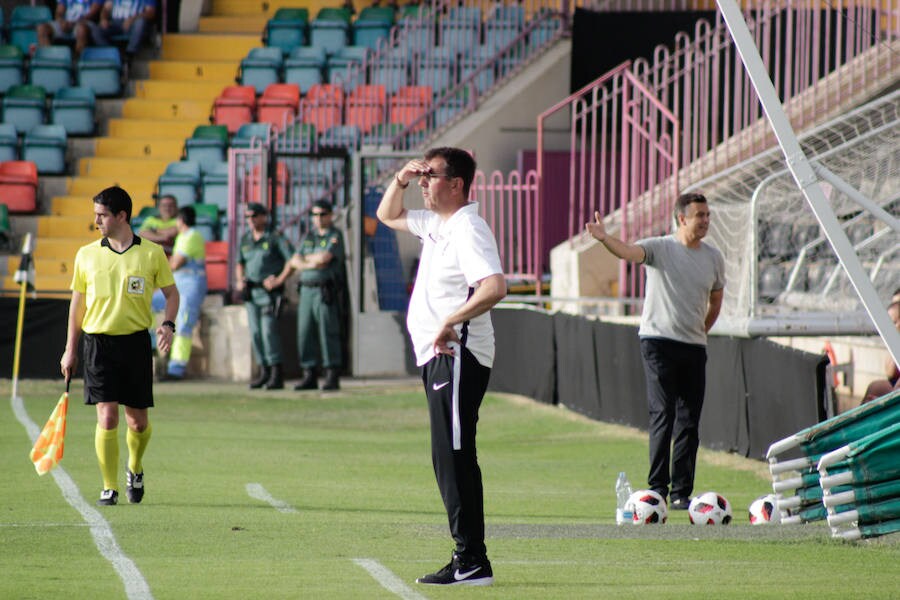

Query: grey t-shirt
[[636, 234, 726, 346]]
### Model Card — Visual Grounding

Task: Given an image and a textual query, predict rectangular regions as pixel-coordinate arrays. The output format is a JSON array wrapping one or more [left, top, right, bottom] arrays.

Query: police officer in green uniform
[[235, 203, 294, 390], [290, 200, 347, 391]]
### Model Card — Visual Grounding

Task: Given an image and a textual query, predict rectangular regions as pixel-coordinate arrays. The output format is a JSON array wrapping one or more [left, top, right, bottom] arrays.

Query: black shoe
[[126, 470, 144, 504], [264, 364, 284, 390], [293, 369, 317, 390], [321, 368, 340, 391], [97, 489, 118, 506], [670, 497, 691, 510], [249, 366, 271, 389], [416, 552, 493, 586]]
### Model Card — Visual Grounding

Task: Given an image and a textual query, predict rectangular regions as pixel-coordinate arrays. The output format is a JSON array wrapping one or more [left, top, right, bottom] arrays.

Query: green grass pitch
[[3, 378, 899, 599]]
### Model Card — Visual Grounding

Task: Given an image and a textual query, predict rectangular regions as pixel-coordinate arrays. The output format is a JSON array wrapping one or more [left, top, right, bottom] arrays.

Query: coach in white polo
[[377, 147, 507, 587]]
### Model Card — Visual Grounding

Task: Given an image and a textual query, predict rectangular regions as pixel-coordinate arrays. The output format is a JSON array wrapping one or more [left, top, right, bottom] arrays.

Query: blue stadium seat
[[0, 122, 19, 162], [51, 86, 96, 136], [265, 8, 309, 55], [309, 7, 352, 56], [238, 47, 283, 95], [77, 46, 122, 97], [201, 161, 229, 213], [231, 122, 272, 150], [0, 44, 25, 94], [29, 46, 73, 95], [157, 160, 201, 206], [284, 46, 326, 94], [326, 45, 369, 92], [319, 124, 361, 149], [370, 63, 408, 96], [352, 6, 394, 51], [2, 84, 47, 134], [9, 5, 52, 54], [183, 125, 228, 174], [23, 124, 67, 174], [192, 203, 221, 242]]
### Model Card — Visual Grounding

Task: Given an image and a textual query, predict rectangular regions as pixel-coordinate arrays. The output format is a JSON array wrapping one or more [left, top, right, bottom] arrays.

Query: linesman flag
[[13, 232, 34, 291], [30, 384, 69, 475]]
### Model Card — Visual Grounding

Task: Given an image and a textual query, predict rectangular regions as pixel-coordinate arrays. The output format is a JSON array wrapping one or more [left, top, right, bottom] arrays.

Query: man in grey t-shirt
[[586, 192, 725, 509]]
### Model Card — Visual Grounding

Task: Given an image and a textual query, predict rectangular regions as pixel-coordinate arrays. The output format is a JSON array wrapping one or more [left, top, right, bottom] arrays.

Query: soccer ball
[[688, 491, 733, 525], [748, 494, 780, 525], [625, 489, 668, 524]]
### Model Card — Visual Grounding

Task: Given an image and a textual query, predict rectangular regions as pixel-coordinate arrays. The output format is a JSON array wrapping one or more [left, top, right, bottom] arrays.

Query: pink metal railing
[[538, 0, 900, 299]]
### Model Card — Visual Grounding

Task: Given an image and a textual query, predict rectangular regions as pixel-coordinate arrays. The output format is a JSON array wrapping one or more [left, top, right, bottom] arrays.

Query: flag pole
[[11, 233, 34, 402]]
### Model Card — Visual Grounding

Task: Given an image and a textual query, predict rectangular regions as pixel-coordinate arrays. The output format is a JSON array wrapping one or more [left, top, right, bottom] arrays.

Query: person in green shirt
[[138, 194, 178, 255], [164, 205, 207, 379], [289, 200, 347, 391], [235, 203, 294, 390]]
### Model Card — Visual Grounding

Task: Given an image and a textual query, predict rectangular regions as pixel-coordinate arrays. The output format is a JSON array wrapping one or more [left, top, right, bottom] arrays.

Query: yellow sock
[[95, 425, 119, 492], [126, 423, 152, 474]]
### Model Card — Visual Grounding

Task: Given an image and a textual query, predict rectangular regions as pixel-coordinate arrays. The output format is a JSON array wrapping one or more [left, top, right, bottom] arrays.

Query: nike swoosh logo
[[432, 381, 450, 391], [454, 567, 481, 581]]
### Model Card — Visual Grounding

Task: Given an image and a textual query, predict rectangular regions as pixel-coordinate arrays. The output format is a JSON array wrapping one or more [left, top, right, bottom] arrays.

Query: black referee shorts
[[83, 330, 154, 408]]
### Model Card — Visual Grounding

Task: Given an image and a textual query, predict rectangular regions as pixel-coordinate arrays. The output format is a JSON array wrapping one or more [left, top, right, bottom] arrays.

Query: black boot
[[264, 364, 284, 390], [249, 366, 270, 389], [321, 368, 340, 391], [293, 368, 318, 390]]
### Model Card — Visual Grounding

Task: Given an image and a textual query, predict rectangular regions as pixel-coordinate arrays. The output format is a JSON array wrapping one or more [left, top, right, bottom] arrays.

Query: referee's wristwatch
[[162, 320, 176, 333]]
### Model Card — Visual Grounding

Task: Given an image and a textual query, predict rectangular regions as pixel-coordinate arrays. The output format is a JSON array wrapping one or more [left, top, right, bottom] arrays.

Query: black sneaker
[[97, 489, 118, 506], [416, 552, 493, 586], [126, 470, 144, 504], [670, 497, 691, 510]]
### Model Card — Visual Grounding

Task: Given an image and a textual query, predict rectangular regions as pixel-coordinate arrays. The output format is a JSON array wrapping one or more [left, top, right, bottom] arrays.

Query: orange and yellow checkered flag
[[29, 385, 69, 476]]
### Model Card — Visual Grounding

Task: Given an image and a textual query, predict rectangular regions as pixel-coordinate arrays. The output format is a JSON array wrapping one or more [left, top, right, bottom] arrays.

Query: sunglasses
[[311, 211, 331, 216]]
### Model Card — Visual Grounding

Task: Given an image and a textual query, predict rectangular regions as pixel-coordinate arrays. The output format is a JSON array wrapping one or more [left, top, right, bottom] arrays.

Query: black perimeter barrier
[[3, 300, 825, 459], [489, 307, 827, 461]]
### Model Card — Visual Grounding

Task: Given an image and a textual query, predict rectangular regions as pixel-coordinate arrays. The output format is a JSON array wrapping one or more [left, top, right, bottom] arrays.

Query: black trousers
[[640, 337, 707, 502], [422, 345, 491, 560]]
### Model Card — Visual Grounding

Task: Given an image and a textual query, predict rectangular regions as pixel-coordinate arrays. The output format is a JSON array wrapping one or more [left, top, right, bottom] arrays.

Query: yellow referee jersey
[[71, 236, 175, 335]]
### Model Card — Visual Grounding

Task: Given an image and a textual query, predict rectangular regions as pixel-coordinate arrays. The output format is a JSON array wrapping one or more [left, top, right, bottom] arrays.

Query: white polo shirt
[[405, 202, 503, 368]]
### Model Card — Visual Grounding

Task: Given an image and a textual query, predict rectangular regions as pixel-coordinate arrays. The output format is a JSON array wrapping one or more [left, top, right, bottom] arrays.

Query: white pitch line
[[245, 483, 298, 513], [353, 558, 428, 600], [11, 394, 154, 600]]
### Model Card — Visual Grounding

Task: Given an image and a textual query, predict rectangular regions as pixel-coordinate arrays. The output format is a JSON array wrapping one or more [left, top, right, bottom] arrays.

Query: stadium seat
[[370, 63, 408, 96], [275, 122, 316, 153], [77, 46, 122, 97], [0, 203, 10, 251], [416, 48, 456, 99], [257, 83, 301, 130], [2, 85, 47, 134], [131, 205, 158, 231], [460, 46, 496, 94], [238, 47, 283, 95], [51, 86, 96, 136], [212, 85, 256, 134], [0, 122, 19, 161], [157, 160, 201, 206], [319, 124, 361, 149], [264, 7, 309, 55], [439, 6, 481, 55], [284, 46, 326, 94], [362, 122, 403, 146], [309, 7, 352, 56], [231, 122, 272, 150], [29, 46, 73, 96], [248, 160, 290, 206], [389, 86, 432, 132], [184, 125, 229, 173], [0, 44, 25, 94], [0, 160, 38, 213], [191, 202, 221, 241], [205, 240, 229, 291], [201, 161, 229, 212], [326, 45, 369, 92], [9, 5, 52, 54], [352, 6, 394, 50], [346, 85, 386, 134], [22, 124, 67, 174], [301, 83, 344, 132]]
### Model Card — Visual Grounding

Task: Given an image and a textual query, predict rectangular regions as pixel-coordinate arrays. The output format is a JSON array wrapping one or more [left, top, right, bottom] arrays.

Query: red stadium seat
[[389, 85, 432, 132], [205, 240, 229, 291], [346, 84, 386, 134], [0, 160, 38, 213], [257, 83, 301, 130], [212, 85, 257, 134]]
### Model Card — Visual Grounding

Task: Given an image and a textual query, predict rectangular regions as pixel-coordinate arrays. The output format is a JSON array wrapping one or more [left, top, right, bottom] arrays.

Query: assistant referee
[[60, 186, 179, 507]]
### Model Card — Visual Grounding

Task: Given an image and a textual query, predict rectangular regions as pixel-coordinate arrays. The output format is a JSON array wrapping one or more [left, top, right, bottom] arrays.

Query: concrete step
[[49, 195, 155, 217], [2, 272, 73, 293], [133, 79, 230, 102], [211, 0, 332, 17], [32, 256, 76, 278], [77, 156, 171, 178], [161, 33, 260, 62], [122, 97, 214, 121], [67, 176, 157, 199], [148, 60, 239, 82], [33, 237, 94, 260], [198, 15, 268, 34], [94, 137, 185, 160], [37, 215, 98, 238], [107, 118, 198, 139]]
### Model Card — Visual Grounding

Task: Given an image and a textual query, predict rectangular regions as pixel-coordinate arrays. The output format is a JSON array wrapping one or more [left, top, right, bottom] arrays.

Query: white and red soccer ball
[[748, 494, 780, 525], [688, 491, 733, 525], [625, 489, 668, 524]]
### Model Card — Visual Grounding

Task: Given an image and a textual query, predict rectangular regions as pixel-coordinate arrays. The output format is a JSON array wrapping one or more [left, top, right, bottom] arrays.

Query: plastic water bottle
[[615, 471, 633, 525]]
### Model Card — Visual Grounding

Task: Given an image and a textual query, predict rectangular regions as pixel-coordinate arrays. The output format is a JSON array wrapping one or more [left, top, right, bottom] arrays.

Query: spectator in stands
[[60, 186, 178, 507], [377, 147, 507, 587], [289, 199, 347, 391], [862, 301, 900, 402], [37, 0, 102, 59], [235, 203, 294, 390], [138, 194, 178, 255], [586, 192, 725, 511], [95, 0, 157, 62], [162, 205, 207, 380]]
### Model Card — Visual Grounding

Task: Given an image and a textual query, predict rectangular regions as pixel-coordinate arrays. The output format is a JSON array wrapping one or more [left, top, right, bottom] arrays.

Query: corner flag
[[13, 232, 34, 291], [30, 383, 69, 475]]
